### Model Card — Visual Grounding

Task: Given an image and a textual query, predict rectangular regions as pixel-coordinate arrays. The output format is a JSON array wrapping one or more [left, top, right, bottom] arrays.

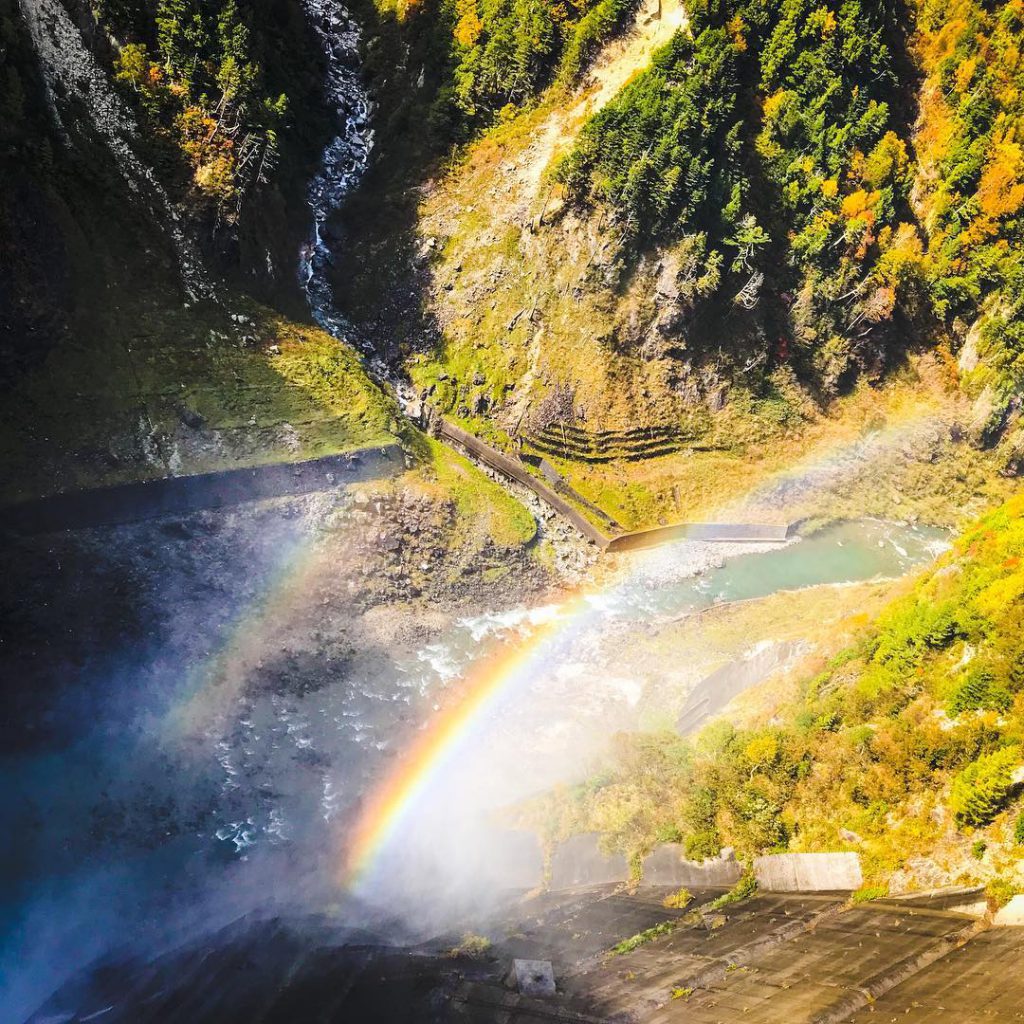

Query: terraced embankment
[[436, 414, 791, 551], [522, 423, 715, 465]]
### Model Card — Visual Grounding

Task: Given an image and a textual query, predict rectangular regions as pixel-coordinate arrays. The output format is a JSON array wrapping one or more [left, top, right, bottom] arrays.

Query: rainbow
[[340, 595, 591, 888], [167, 526, 330, 738], [339, 395, 945, 892]]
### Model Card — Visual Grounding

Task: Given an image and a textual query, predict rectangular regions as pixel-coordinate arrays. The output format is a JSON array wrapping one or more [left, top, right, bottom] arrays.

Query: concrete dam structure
[[0, 445, 406, 534], [31, 882, 1020, 1024], [434, 414, 792, 552]]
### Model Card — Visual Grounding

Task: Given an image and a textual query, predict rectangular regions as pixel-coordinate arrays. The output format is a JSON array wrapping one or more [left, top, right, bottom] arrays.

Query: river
[[0, 501, 946, 1018], [297, 0, 373, 341]]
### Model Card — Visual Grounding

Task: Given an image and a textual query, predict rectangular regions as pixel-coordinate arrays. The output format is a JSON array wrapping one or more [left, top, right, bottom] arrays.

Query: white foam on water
[[298, 0, 374, 338]]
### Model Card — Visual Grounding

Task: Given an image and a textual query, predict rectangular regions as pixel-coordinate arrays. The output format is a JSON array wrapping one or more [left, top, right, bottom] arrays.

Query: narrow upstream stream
[[297, 0, 373, 339]]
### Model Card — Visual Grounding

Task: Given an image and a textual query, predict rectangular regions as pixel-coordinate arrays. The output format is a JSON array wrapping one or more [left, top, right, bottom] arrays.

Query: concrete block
[[549, 834, 629, 889], [754, 852, 863, 892], [641, 844, 743, 888], [513, 959, 556, 997]]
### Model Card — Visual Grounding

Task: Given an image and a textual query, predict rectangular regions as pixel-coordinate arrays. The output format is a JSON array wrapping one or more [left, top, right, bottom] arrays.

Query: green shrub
[[705, 872, 757, 912], [986, 877, 1021, 909], [1014, 811, 1024, 845], [947, 669, 1012, 717], [851, 885, 888, 903], [448, 933, 492, 958], [610, 918, 679, 955], [950, 746, 1021, 828], [662, 887, 693, 909]]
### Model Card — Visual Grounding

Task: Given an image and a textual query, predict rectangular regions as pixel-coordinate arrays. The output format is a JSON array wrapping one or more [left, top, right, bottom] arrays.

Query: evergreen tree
[[950, 747, 1021, 828]]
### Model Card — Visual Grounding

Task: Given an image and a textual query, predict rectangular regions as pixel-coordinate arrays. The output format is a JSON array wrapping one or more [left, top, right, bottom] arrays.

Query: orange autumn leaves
[[913, 0, 1024, 250]]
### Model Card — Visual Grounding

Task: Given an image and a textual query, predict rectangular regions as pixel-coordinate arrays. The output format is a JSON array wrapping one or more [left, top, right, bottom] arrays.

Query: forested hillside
[[557, 0, 915, 395], [364, 0, 640, 145], [914, 0, 1024, 406], [343, 0, 1024, 497]]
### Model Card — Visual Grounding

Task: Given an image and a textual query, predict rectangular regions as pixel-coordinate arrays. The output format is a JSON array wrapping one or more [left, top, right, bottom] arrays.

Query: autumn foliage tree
[[107, 0, 290, 212], [913, 0, 1024, 400]]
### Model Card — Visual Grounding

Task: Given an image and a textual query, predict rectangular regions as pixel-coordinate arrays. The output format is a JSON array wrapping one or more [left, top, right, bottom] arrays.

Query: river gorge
[[1, 494, 946, 1019], [7, 0, 1021, 1018]]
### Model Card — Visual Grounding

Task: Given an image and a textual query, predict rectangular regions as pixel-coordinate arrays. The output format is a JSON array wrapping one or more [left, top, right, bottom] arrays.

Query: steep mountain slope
[[0, 0, 533, 565], [0, 0, 379, 503], [328, 0, 1024, 530]]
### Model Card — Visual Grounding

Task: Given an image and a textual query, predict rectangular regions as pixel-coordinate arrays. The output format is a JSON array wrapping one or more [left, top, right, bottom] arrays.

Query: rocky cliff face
[[0, 0, 351, 381], [18, 0, 213, 300]]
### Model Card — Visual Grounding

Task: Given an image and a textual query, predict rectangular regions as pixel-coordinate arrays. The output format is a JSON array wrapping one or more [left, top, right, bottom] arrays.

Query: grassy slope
[[0, 285, 538, 553], [560, 354, 1019, 530], [600, 577, 899, 731], [0, 293, 400, 504], [521, 493, 1024, 900], [410, 3, 694, 434], [398, 433, 538, 550]]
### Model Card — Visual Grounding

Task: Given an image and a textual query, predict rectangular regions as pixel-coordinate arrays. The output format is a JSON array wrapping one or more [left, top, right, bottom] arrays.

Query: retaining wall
[[641, 845, 744, 888], [994, 894, 1024, 926], [0, 444, 405, 534], [549, 834, 630, 889], [543, 836, 860, 894], [676, 641, 800, 736], [606, 521, 792, 553], [436, 414, 792, 553], [435, 419, 610, 546], [754, 852, 863, 892]]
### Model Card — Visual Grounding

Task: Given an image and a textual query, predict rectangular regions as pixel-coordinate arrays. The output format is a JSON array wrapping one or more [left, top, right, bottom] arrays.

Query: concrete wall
[[550, 834, 629, 889], [676, 641, 800, 736], [754, 852, 863, 892], [438, 413, 796, 553], [0, 444, 405, 534], [607, 521, 790, 553], [545, 836, 862, 895], [993, 894, 1024, 926], [641, 845, 743, 888], [437, 419, 610, 546]]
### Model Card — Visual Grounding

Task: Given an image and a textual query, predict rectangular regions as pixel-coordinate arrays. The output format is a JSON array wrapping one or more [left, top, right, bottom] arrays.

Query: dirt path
[[517, 0, 688, 200]]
